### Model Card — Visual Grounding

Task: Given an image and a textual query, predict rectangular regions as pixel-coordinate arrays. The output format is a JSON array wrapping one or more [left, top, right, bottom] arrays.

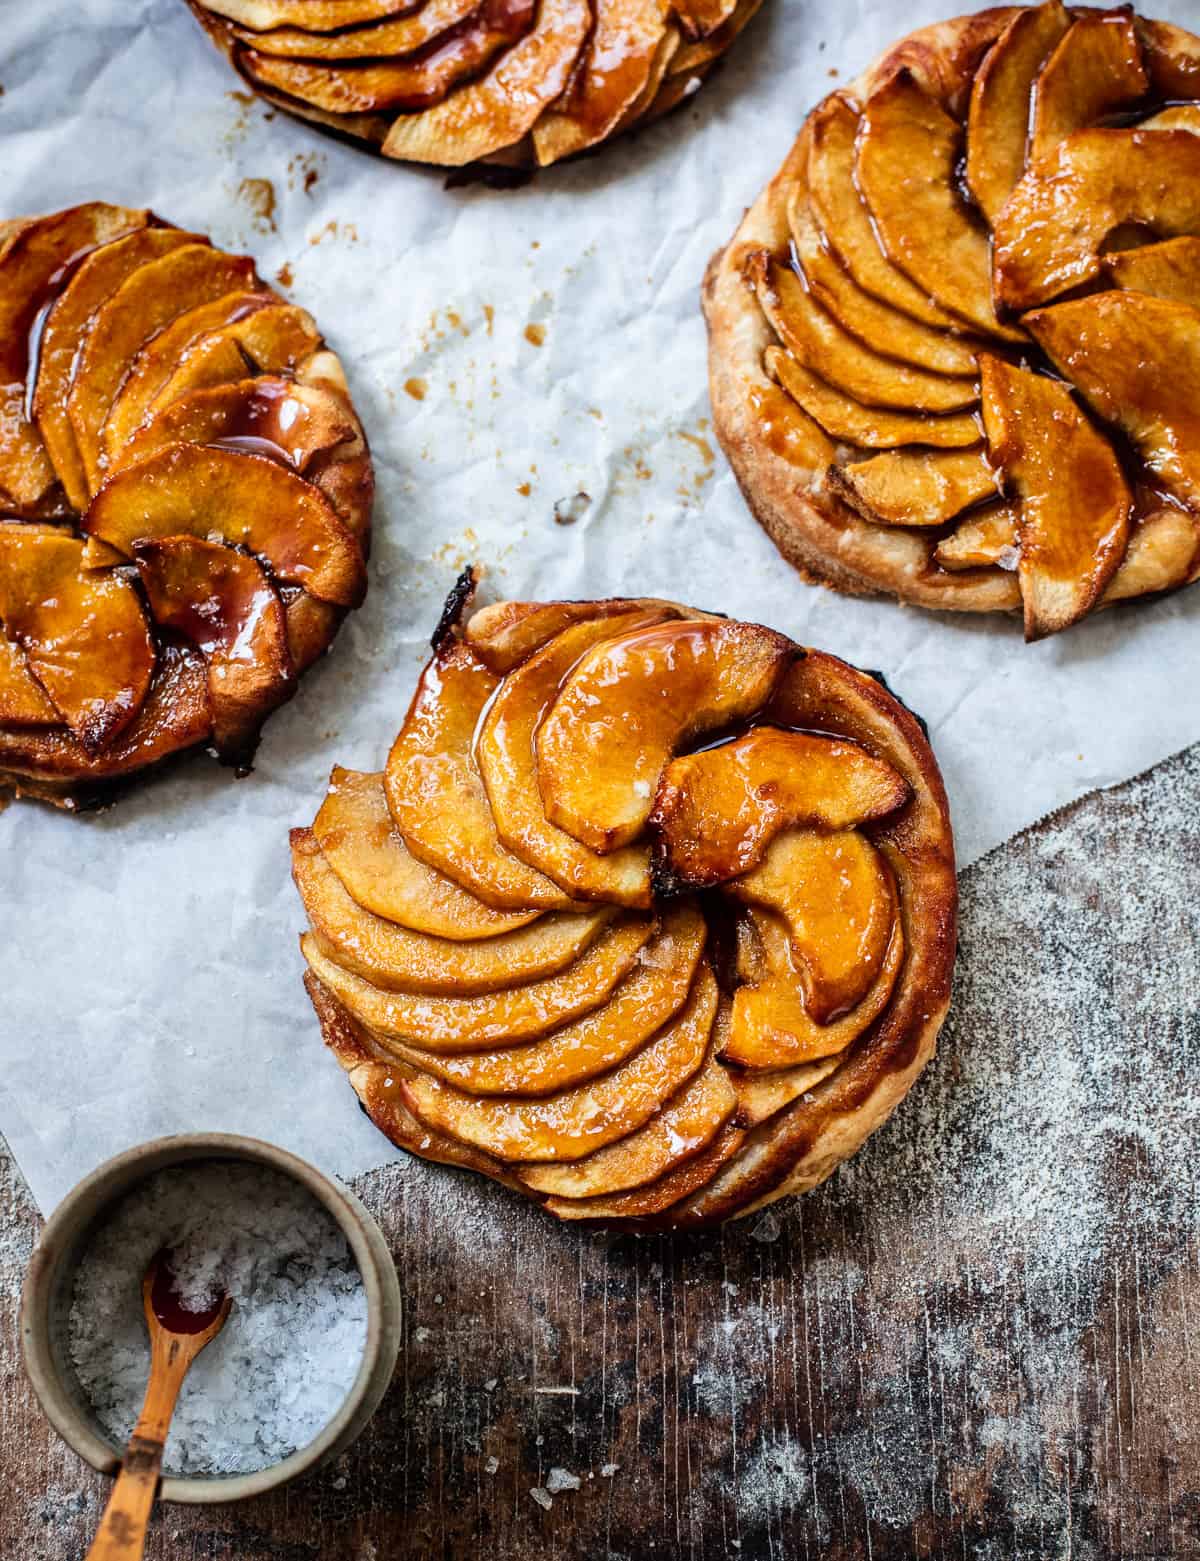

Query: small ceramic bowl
[[20, 1132, 402, 1504]]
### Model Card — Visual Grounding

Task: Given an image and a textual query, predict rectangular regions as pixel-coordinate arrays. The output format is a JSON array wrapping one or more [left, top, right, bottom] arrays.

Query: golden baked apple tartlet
[[296, 573, 956, 1229], [705, 4, 1200, 639], [0, 202, 371, 808], [184, 0, 762, 170]]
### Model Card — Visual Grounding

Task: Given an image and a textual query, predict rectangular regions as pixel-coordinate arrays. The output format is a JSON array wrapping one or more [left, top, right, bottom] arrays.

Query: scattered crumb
[[600, 1463, 620, 1478], [236, 177, 276, 234], [484, 1456, 499, 1475], [308, 220, 358, 246], [524, 323, 546, 348], [529, 1487, 553, 1511], [750, 1212, 781, 1244], [546, 1467, 581, 1493], [404, 378, 427, 401], [517, 482, 531, 496], [484, 1378, 498, 1391], [275, 262, 294, 289], [483, 304, 495, 335]]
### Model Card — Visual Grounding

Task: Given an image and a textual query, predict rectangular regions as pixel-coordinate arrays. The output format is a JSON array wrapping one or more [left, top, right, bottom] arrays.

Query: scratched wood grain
[[3, 746, 1199, 1561]]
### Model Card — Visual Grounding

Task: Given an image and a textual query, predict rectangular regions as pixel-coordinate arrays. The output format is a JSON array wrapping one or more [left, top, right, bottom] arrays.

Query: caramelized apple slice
[[385, 642, 577, 912], [857, 72, 1023, 341], [828, 447, 998, 529], [978, 354, 1131, 640], [0, 635, 59, 726], [32, 227, 199, 513], [1029, 10, 1148, 166], [85, 443, 366, 607], [1138, 17, 1200, 99], [1104, 237, 1200, 308], [301, 913, 653, 1052], [723, 903, 902, 1069], [0, 203, 149, 510], [381, 0, 590, 165], [477, 611, 671, 906], [537, 618, 794, 854], [994, 127, 1200, 311], [748, 252, 977, 413], [965, 1, 1070, 223], [806, 94, 962, 331], [733, 1057, 843, 1129], [203, 0, 420, 26], [313, 768, 537, 940], [390, 903, 706, 1095], [541, 1121, 747, 1221], [649, 727, 908, 891], [134, 536, 293, 760], [933, 503, 1019, 571], [532, 0, 671, 165], [292, 828, 613, 995], [465, 596, 680, 674], [670, 0, 739, 36], [68, 244, 259, 491], [0, 527, 154, 752], [1024, 292, 1200, 511], [1139, 104, 1200, 134], [398, 965, 717, 1162], [112, 376, 355, 478], [520, 1054, 736, 1198], [241, 0, 535, 113], [788, 194, 984, 377], [228, 0, 478, 57], [765, 347, 981, 450], [727, 828, 895, 1025], [612, 21, 681, 131], [1102, 507, 1200, 602]]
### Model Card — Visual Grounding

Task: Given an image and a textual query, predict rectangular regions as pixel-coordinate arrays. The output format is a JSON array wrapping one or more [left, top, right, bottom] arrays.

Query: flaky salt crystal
[[546, 1467, 581, 1493], [530, 1487, 553, 1510]]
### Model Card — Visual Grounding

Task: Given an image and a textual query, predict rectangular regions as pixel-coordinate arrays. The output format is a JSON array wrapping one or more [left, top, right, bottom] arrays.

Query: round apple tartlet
[[705, 4, 1200, 640], [296, 574, 956, 1229], [183, 0, 762, 171], [0, 202, 372, 809]]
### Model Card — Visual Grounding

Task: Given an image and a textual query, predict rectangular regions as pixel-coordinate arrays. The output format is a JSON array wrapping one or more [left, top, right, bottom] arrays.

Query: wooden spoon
[[85, 1252, 232, 1560]]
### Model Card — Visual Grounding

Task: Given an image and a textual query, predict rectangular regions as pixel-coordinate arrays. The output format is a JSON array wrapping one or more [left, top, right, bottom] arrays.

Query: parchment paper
[[2, 0, 1198, 1213]]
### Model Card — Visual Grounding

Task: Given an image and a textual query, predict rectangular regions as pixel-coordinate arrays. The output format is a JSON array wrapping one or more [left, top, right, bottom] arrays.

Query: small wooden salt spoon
[[85, 1252, 232, 1560]]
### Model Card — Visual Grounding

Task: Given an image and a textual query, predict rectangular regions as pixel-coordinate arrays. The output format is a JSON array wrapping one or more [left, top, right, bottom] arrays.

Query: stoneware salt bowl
[[20, 1132, 402, 1504]]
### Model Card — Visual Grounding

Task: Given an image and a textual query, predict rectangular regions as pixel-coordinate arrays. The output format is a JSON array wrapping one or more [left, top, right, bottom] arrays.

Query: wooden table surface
[[3, 745, 1198, 1561]]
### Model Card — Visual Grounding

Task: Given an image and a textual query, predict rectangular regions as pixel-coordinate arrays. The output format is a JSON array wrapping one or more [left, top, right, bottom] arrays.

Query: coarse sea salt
[[68, 1161, 368, 1477]]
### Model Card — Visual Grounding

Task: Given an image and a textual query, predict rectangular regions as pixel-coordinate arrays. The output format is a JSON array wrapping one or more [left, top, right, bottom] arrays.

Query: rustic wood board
[[2, 746, 1198, 1560]]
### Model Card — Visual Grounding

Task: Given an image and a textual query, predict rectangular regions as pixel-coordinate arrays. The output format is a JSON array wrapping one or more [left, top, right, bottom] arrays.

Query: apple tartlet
[[296, 575, 956, 1229], [184, 0, 762, 170], [705, 4, 1200, 640], [0, 202, 372, 809]]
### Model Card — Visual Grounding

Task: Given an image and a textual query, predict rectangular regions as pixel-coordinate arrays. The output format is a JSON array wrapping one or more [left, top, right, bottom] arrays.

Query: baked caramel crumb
[[404, 378, 427, 401]]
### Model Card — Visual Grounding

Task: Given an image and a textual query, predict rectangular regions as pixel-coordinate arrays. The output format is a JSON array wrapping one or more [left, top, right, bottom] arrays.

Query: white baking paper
[[2, 0, 1198, 1213]]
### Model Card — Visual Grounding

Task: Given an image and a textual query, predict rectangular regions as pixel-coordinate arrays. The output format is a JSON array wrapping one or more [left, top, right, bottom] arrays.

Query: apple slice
[[978, 354, 1132, 640], [385, 641, 578, 912], [390, 902, 706, 1095], [723, 903, 902, 1069], [84, 443, 367, 607], [1104, 236, 1200, 308], [612, 21, 681, 132], [537, 617, 794, 854], [0, 635, 59, 726], [748, 252, 978, 413], [788, 194, 984, 377], [240, 0, 536, 114], [397, 964, 717, 1162], [856, 72, 1024, 342], [649, 727, 908, 892], [477, 611, 670, 907], [0, 203, 149, 511], [202, 0, 421, 27], [32, 228, 200, 514], [1024, 291, 1200, 511], [806, 94, 963, 332], [520, 1054, 736, 1199], [533, 0, 671, 166], [312, 767, 538, 940], [670, 0, 739, 37], [300, 913, 653, 1052], [765, 348, 981, 451], [727, 828, 896, 1025], [465, 596, 681, 674], [994, 127, 1200, 311], [933, 503, 1019, 571], [828, 447, 999, 529], [1138, 17, 1200, 99], [541, 1121, 747, 1221], [0, 527, 154, 753], [1103, 506, 1200, 602], [134, 535, 293, 760], [292, 827, 614, 995], [965, 1, 1071, 224], [228, 0, 478, 57], [381, 0, 590, 166], [1029, 10, 1149, 166], [68, 245, 260, 491], [733, 1056, 843, 1130]]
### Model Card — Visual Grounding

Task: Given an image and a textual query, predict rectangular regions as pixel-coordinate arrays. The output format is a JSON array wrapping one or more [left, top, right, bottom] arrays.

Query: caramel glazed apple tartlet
[[184, 0, 762, 170], [0, 202, 372, 809], [705, 3, 1200, 640], [295, 575, 956, 1229]]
